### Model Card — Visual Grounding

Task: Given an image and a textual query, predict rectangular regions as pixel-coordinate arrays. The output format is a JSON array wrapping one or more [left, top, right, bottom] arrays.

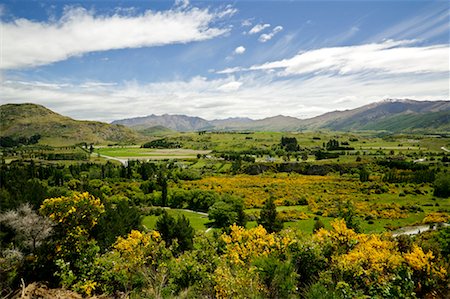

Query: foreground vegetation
[[1, 131, 449, 298]]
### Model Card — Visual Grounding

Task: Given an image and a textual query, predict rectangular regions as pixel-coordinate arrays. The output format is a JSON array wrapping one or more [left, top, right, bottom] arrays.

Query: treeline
[[141, 138, 181, 149], [0, 134, 41, 147]]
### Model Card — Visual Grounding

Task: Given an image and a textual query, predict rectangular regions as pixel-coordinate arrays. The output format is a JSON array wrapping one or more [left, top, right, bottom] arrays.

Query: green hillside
[[0, 103, 143, 146], [359, 110, 450, 132], [137, 125, 176, 136]]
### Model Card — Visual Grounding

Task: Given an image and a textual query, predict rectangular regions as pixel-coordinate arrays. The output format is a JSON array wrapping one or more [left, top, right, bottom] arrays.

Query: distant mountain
[[209, 117, 253, 129], [112, 114, 210, 132], [0, 103, 142, 145], [305, 99, 450, 132], [112, 99, 449, 132]]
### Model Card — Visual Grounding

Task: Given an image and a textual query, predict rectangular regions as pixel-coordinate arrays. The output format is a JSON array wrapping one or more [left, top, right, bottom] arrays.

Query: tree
[[208, 195, 246, 229], [157, 170, 168, 206], [280, 137, 299, 152], [433, 173, 450, 198], [174, 215, 195, 252], [337, 201, 361, 233], [313, 218, 325, 233], [359, 167, 370, 182], [156, 212, 195, 253], [258, 197, 283, 233], [0, 203, 53, 253], [93, 199, 141, 251], [156, 211, 176, 245]]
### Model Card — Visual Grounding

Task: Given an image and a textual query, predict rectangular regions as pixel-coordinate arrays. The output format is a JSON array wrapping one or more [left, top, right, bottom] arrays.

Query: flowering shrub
[[40, 192, 104, 296], [95, 229, 172, 295], [422, 212, 450, 224], [214, 225, 296, 298]]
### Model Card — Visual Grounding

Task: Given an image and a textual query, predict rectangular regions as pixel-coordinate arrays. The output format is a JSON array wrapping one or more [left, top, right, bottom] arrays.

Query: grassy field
[[137, 131, 450, 154], [142, 208, 210, 231], [95, 147, 211, 160]]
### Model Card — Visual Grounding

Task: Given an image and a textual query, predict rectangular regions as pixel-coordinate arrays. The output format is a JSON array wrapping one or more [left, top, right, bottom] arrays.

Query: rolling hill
[[0, 103, 143, 145]]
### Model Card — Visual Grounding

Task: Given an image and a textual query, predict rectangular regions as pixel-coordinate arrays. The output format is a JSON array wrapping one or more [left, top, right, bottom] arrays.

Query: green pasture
[[142, 208, 210, 231], [95, 147, 210, 159], [135, 131, 450, 156]]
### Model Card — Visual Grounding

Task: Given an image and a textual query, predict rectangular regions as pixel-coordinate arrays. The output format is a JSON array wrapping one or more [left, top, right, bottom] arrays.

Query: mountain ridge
[[111, 99, 450, 132]]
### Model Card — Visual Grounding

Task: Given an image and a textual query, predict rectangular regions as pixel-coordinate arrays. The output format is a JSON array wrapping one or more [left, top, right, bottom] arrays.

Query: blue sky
[[1, 0, 448, 121]]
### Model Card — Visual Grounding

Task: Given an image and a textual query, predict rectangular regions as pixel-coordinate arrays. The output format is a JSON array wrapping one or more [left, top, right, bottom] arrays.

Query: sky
[[0, 0, 449, 122]]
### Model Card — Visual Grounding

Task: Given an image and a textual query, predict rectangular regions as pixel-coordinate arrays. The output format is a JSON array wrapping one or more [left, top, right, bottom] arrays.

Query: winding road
[[391, 223, 449, 237]]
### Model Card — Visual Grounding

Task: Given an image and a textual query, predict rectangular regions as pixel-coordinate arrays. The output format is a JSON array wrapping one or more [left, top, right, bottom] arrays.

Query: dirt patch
[[8, 282, 112, 299]]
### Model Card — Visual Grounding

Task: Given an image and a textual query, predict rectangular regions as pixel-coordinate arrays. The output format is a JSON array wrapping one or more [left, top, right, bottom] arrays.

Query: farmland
[[1, 130, 449, 298]]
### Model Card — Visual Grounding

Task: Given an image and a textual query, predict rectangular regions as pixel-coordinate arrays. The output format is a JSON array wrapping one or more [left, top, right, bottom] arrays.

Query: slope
[[0, 103, 143, 145]]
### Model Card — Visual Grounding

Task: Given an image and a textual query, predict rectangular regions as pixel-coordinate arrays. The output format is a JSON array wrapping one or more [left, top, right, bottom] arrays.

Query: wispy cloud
[[258, 25, 283, 42], [369, 5, 449, 42], [219, 40, 448, 76], [248, 23, 270, 34], [1, 5, 234, 69]]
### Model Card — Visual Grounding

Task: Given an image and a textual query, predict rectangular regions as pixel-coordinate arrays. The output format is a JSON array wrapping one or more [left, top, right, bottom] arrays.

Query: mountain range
[[1, 100, 449, 146], [112, 99, 450, 132]]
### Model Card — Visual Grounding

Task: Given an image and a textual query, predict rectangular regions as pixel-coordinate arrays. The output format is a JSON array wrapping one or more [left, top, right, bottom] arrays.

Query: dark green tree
[[174, 215, 195, 252], [359, 167, 370, 182], [155, 212, 195, 253], [93, 199, 141, 251], [338, 201, 361, 233], [208, 195, 246, 229], [156, 211, 176, 245], [433, 173, 450, 198], [313, 218, 325, 233], [258, 197, 283, 233]]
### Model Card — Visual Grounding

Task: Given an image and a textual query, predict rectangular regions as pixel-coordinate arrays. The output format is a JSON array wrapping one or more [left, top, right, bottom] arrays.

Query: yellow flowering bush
[[221, 224, 294, 265], [213, 225, 297, 298], [113, 229, 162, 269], [95, 229, 171, 295], [314, 219, 359, 253], [40, 192, 105, 296], [334, 234, 403, 284], [422, 212, 450, 224], [404, 245, 447, 279], [40, 192, 105, 231]]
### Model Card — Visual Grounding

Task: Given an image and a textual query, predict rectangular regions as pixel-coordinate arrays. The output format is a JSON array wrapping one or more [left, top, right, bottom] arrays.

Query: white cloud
[[1, 6, 232, 69], [1, 68, 447, 122], [217, 81, 242, 92], [248, 23, 270, 34], [258, 25, 283, 42], [221, 40, 448, 76], [234, 46, 246, 55]]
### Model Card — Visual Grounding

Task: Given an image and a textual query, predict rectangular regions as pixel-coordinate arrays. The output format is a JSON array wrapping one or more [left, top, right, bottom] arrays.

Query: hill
[[0, 103, 143, 145], [137, 125, 176, 136], [112, 99, 450, 132]]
